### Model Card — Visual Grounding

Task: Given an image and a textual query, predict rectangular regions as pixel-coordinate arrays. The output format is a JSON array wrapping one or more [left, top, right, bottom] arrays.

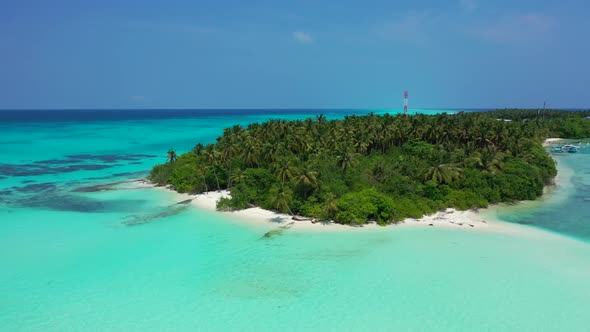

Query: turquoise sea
[[1, 109, 590, 331]]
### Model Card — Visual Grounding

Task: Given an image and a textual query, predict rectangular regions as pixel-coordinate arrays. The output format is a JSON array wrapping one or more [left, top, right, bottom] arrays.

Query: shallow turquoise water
[[2, 110, 590, 331], [491, 147, 590, 241]]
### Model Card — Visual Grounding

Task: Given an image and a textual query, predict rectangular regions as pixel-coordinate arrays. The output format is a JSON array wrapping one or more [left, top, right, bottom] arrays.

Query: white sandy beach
[[184, 190, 542, 234], [542, 137, 566, 147], [151, 188, 510, 233]]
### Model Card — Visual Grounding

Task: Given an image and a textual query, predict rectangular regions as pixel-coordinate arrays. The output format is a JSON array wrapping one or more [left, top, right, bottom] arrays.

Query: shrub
[[334, 189, 396, 225], [446, 190, 489, 210], [149, 164, 172, 185]]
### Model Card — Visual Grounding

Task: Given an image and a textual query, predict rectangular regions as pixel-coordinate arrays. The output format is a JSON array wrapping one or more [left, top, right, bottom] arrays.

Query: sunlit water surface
[[1, 109, 590, 331]]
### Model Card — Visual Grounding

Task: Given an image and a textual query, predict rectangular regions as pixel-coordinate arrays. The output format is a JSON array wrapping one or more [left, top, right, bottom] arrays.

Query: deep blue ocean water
[[0, 108, 482, 122], [2, 108, 590, 332]]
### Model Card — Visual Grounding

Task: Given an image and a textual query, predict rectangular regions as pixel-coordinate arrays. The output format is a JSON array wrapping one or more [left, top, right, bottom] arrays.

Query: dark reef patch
[[55, 164, 113, 172], [21, 180, 36, 184], [65, 154, 157, 163], [72, 181, 126, 193], [0, 154, 155, 177], [0, 189, 12, 196], [111, 171, 149, 178], [84, 175, 123, 181], [83, 171, 149, 181], [0, 140, 31, 145], [34, 159, 83, 165], [12, 182, 57, 193], [14, 194, 107, 212], [0, 163, 114, 177], [44, 132, 102, 140], [72, 178, 150, 193], [14, 193, 146, 213]]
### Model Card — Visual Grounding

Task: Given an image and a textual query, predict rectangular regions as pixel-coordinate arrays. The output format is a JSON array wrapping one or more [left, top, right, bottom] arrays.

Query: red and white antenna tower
[[404, 91, 409, 115]]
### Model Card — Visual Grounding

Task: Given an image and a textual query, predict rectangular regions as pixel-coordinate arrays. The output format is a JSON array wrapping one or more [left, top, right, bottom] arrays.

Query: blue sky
[[1, 0, 589, 109]]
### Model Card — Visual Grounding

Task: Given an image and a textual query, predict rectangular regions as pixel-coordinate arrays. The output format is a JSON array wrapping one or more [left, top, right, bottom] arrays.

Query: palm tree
[[196, 165, 209, 193], [322, 193, 338, 219], [275, 158, 297, 187], [192, 143, 205, 156], [474, 127, 494, 149], [294, 167, 320, 199], [240, 136, 260, 167], [205, 146, 221, 191], [478, 150, 505, 173], [269, 185, 294, 215], [491, 124, 507, 147], [423, 163, 463, 184], [367, 162, 386, 184], [261, 142, 277, 163], [354, 139, 370, 155], [316, 114, 327, 127], [230, 168, 247, 185], [336, 146, 357, 176], [219, 135, 238, 188], [167, 149, 177, 163]]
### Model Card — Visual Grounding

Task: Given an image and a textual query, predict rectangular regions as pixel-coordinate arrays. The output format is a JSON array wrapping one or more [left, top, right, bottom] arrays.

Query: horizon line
[[0, 107, 588, 111]]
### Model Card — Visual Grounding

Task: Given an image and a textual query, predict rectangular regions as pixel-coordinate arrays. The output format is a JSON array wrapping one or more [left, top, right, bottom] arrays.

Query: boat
[[561, 144, 579, 153], [552, 143, 582, 153]]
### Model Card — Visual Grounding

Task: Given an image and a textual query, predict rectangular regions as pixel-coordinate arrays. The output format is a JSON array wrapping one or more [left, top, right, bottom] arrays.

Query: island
[[149, 109, 590, 226]]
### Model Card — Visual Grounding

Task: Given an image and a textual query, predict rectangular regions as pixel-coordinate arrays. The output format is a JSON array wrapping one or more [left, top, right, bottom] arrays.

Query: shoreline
[[148, 138, 570, 234], [152, 187, 538, 235]]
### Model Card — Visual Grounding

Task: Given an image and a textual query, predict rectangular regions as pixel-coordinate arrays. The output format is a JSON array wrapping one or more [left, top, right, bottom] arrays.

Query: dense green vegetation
[[150, 110, 589, 225], [482, 109, 590, 138]]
